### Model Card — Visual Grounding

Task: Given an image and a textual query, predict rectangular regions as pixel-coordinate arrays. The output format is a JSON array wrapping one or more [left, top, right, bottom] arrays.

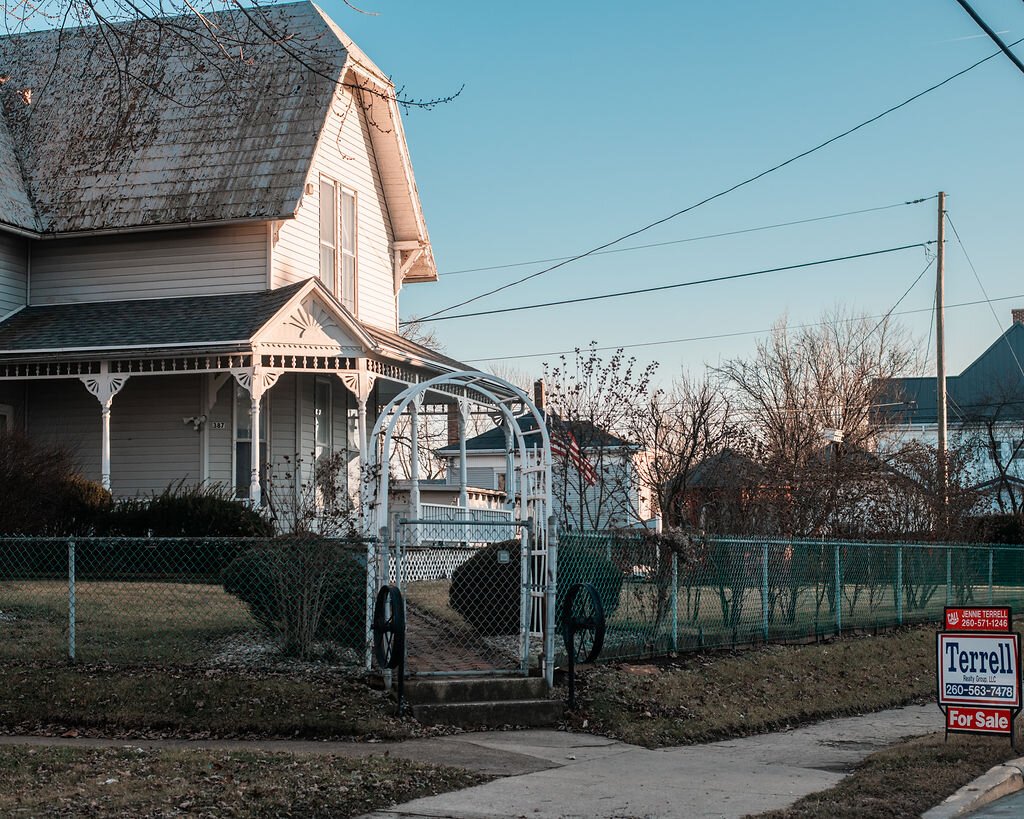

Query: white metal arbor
[[363, 371, 557, 686]]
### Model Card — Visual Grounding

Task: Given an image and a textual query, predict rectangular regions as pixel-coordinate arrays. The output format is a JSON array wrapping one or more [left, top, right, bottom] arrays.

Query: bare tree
[[955, 381, 1024, 515], [628, 372, 737, 529], [715, 309, 918, 537], [543, 345, 657, 531]]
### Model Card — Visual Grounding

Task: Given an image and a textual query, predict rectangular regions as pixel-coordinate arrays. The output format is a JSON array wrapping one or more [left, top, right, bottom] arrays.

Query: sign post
[[937, 607, 1020, 748]]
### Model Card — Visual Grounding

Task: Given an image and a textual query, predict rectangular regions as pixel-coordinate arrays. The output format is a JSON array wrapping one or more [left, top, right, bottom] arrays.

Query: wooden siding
[[30, 223, 268, 305], [26, 376, 202, 495], [272, 87, 398, 331], [0, 232, 27, 315], [206, 376, 234, 488]]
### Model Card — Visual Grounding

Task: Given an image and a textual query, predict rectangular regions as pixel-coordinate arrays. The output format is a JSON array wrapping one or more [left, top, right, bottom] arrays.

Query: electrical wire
[[465, 290, 1024, 363], [411, 37, 1023, 324], [438, 198, 932, 277], [953, 0, 1024, 77], [944, 211, 1024, 382], [413, 242, 930, 324]]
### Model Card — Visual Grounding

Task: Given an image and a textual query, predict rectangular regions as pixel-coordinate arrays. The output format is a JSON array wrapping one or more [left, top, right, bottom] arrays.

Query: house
[[0, 2, 490, 515], [435, 382, 657, 531], [881, 309, 1024, 514]]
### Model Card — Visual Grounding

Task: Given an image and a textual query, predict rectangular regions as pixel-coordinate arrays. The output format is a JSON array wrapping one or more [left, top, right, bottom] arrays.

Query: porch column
[[409, 395, 421, 521], [80, 363, 129, 492], [231, 366, 282, 509], [458, 399, 469, 512], [504, 421, 516, 511]]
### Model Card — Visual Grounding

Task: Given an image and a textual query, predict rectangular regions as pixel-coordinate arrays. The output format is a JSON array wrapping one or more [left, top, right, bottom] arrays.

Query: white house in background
[[436, 383, 657, 531], [880, 309, 1024, 513], [0, 2, 502, 517]]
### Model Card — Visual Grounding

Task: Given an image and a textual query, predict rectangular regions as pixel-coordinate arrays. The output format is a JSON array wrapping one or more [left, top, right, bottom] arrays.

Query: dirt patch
[[755, 730, 1022, 818], [0, 743, 487, 818]]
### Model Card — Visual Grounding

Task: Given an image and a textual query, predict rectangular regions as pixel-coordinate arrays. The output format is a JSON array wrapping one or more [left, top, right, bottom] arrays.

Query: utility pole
[[936, 191, 948, 512]]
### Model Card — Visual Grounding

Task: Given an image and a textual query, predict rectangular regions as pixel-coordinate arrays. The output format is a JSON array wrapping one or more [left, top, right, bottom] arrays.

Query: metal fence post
[[671, 551, 679, 652], [946, 548, 952, 606], [896, 545, 903, 626], [761, 541, 770, 642], [834, 542, 842, 634], [988, 549, 994, 605], [67, 538, 76, 662]]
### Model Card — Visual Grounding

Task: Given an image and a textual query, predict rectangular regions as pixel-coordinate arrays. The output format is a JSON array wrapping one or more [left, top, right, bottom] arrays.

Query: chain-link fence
[[555, 533, 1024, 663], [0, 536, 372, 668]]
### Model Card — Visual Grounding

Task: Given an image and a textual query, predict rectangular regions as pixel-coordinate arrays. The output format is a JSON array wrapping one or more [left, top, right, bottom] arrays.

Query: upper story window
[[319, 177, 358, 313]]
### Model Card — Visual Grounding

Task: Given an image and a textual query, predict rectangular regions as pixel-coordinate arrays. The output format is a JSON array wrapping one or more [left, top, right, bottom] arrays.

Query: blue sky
[[327, 0, 1024, 385]]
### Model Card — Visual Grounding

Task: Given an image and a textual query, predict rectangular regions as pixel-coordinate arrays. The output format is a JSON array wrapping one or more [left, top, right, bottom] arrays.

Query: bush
[[98, 481, 273, 537], [449, 540, 521, 636], [222, 536, 367, 657], [0, 433, 111, 535], [447, 536, 625, 637], [555, 538, 624, 628]]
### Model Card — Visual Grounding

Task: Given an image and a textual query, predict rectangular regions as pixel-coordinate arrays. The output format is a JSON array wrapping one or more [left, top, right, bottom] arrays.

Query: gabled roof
[[437, 413, 633, 455], [882, 321, 1024, 424], [0, 2, 435, 280]]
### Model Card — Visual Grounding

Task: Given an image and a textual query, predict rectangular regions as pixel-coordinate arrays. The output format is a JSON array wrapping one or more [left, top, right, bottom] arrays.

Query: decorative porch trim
[[79, 363, 130, 492]]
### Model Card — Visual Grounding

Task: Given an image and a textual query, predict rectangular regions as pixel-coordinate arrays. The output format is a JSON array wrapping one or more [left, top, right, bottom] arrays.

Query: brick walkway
[[404, 603, 519, 674]]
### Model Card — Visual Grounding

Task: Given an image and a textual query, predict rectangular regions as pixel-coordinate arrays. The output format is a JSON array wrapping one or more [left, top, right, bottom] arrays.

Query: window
[[0, 404, 12, 434], [340, 188, 357, 312], [234, 386, 267, 500], [319, 177, 357, 313], [314, 377, 333, 460]]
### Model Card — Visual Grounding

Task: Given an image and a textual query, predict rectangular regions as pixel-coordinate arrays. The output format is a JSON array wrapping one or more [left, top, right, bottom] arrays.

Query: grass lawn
[[570, 625, 942, 747], [0, 664, 420, 741], [0, 744, 486, 818], [756, 731, 1022, 818], [0, 580, 258, 665]]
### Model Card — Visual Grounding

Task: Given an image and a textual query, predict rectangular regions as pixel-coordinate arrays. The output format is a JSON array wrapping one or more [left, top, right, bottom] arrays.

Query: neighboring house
[[436, 384, 657, 531], [0, 2, 482, 515], [881, 310, 1024, 514]]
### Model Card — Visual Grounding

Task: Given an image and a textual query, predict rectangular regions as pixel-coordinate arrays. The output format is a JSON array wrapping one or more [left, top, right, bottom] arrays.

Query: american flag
[[548, 418, 598, 486]]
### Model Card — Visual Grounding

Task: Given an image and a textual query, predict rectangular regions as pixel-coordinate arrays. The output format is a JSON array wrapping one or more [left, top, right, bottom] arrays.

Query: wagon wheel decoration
[[372, 585, 406, 670], [562, 582, 605, 664]]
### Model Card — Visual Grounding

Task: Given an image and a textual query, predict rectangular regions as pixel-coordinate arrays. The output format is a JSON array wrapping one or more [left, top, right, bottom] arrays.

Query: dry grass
[[0, 580, 256, 664], [0, 664, 419, 741], [572, 625, 940, 747], [756, 731, 1021, 818], [0, 744, 486, 818]]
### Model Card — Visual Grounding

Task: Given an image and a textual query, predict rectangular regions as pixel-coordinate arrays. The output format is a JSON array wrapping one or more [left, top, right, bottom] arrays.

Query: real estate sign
[[937, 607, 1021, 744]]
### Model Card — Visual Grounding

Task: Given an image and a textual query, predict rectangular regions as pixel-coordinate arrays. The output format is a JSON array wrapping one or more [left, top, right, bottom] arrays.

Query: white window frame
[[319, 175, 338, 295], [339, 186, 358, 314]]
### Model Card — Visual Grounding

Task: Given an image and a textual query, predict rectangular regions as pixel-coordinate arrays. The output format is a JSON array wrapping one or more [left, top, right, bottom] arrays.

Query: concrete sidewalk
[[0, 703, 944, 818], [362, 704, 943, 819]]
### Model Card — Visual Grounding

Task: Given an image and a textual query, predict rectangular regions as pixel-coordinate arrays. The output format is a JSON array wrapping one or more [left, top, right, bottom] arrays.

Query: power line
[[414, 242, 930, 324], [953, 0, 1024, 77], [944, 211, 1024, 382], [438, 198, 932, 277], [466, 290, 1024, 363], [412, 38, 1023, 324]]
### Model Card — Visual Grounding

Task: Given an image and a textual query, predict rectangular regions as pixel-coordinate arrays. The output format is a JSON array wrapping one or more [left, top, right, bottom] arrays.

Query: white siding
[[30, 223, 268, 305], [27, 376, 201, 495], [268, 373, 298, 511], [0, 232, 27, 315], [206, 377, 234, 489], [272, 88, 397, 330]]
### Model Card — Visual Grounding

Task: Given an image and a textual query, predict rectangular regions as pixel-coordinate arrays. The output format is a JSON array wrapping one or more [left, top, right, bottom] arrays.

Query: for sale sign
[[946, 706, 1014, 735], [937, 633, 1021, 708], [945, 607, 1012, 633]]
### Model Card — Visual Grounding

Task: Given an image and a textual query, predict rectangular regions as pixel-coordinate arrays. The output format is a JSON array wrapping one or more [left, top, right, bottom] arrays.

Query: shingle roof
[[0, 281, 305, 354], [0, 2, 347, 234], [882, 322, 1024, 424], [364, 326, 473, 372]]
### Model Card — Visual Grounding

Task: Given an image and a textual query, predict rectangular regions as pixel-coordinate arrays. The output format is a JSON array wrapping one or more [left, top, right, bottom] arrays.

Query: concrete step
[[403, 676, 548, 705], [412, 698, 565, 729]]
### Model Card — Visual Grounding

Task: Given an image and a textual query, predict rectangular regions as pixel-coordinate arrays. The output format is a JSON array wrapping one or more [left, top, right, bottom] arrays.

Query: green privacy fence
[[0, 536, 371, 667], [555, 533, 1024, 662]]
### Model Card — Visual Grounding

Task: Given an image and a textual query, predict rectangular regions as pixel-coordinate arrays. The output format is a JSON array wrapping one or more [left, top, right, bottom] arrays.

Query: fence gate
[[383, 511, 542, 676]]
